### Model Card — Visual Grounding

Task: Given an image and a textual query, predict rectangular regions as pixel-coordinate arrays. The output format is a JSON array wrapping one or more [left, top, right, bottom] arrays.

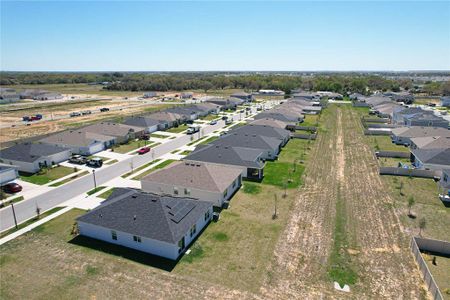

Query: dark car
[[3, 183, 23, 194], [221, 116, 228, 120], [86, 157, 103, 168], [100, 107, 110, 112]]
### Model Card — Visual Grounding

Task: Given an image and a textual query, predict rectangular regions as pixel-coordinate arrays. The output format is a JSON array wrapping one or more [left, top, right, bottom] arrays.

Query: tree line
[[1, 72, 448, 95]]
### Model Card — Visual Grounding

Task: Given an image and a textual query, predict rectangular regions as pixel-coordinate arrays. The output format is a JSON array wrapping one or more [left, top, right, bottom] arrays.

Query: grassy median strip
[[0, 196, 25, 207], [166, 124, 188, 133], [0, 206, 65, 239], [49, 171, 89, 187], [197, 135, 219, 145], [105, 159, 118, 165], [151, 133, 169, 139], [132, 159, 176, 180], [86, 186, 106, 196], [121, 159, 162, 178]]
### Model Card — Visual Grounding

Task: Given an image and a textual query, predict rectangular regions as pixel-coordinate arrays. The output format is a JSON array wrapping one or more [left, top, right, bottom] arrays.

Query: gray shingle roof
[[141, 160, 242, 192], [0, 143, 71, 163], [40, 130, 115, 147], [123, 116, 162, 128], [229, 124, 290, 140], [81, 122, 145, 138], [391, 126, 450, 138], [412, 148, 450, 166], [211, 132, 281, 152], [186, 144, 264, 169], [77, 188, 211, 244]]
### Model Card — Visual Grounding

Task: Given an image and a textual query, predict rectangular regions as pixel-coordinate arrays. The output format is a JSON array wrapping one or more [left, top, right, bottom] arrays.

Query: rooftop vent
[[99, 214, 103, 218], [131, 195, 138, 198], [133, 215, 137, 220]]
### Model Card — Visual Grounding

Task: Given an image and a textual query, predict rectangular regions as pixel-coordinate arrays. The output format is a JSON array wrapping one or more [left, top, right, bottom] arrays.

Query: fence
[[410, 237, 449, 300], [362, 118, 390, 123], [292, 133, 317, 140], [352, 102, 369, 107], [375, 151, 410, 158], [364, 130, 390, 136], [293, 125, 317, 132], [379, 167, 439, 179], [364, 123, 398, 129]]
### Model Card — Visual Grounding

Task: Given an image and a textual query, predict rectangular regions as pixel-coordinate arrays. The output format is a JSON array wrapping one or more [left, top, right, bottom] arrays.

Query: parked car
[[2, 182, 23, 194], [225, 119, 233, 125], [141, 134, 150, 141], [245, 107, 251, 111], [22, 116, 31, 122], [81, 110, 92, 115], [70, 112, 81, 117], [86, 157, 103, 168], [100, 107, 110, 112], [209, 120, 217, 125], [221, 116, 228, 120], [69, 155, 87, 165], [137, 147, 151, 155]]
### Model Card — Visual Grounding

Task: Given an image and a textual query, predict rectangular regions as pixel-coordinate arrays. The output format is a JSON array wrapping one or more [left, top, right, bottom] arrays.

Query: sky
[[1, 1, 449, 71]]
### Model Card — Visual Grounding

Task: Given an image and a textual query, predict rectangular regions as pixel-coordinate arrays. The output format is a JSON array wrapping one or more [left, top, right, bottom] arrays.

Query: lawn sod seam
[[121, 159, 162, 178], [49, 171, 89, 187], [131, 159, 176, 180]]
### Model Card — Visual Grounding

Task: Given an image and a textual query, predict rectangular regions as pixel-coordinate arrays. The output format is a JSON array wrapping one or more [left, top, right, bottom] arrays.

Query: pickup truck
[[187, 124, 201, 134], [100, 107, 110, 112]]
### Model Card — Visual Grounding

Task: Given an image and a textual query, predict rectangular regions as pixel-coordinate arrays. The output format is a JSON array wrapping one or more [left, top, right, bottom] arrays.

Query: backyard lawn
[[200, 114, 220, 121], [366, 135, 410, 152], [301, 114, 319, 127], [20, 166, 76, 185]]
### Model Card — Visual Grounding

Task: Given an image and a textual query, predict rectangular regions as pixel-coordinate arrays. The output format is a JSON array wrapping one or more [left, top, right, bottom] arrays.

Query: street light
[[92, 169, 97, 189]]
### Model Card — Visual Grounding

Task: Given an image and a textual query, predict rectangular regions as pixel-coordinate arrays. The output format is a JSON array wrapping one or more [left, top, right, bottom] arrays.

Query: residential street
[[0, 106, 261, 232]]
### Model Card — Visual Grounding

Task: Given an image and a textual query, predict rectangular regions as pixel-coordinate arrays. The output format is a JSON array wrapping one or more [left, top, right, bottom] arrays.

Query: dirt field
[[0, 104, 428, 299]]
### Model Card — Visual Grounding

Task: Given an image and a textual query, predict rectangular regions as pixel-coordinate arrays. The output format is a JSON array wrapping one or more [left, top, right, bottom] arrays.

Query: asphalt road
[[0, 109, 255, 231]]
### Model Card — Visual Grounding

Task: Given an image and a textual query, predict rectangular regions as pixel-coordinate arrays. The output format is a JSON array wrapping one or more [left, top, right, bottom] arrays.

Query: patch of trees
[[0, 72, 429, 95]]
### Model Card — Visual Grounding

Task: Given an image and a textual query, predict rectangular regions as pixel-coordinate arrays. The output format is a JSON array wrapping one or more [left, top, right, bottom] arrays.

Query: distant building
[[441, 96, 450, 107], [0, 89, 20, 104], [33, 93, 63, 101], [258, 89, 285, 96], [143, 92, 158, 98], [230, 92, 254, 102], [180, 92, 193, 99]]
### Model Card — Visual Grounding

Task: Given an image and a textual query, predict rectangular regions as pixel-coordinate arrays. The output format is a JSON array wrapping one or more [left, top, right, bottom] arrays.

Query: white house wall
[[0, 168, 19, 184]]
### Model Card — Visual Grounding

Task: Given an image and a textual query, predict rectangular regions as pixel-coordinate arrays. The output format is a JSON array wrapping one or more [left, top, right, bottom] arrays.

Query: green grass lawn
[[112, 139, 151, 154], [197, 135, 219, 145], [262, 161, 304, 189], [20, 166, 76, 185], [180, 150, 192, 155], [200, 114, 219, 121], [105, 159, 118, 165], [366, 136, 410, 152], [377, 157, 411, 167], [97, 188, 115, 199], [423, 253, 450, 298], [166, 124, 188, 133], [131, 159, 177, 180], [151, 133, 170, 139], [242, 182, 262, 194], [301, 114, 319, 127], [0, 206, 65, 239]]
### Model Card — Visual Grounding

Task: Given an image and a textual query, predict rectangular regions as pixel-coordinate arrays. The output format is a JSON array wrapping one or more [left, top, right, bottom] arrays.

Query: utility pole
[[92, 169, 97, 189], [11, 202, 18, 229]]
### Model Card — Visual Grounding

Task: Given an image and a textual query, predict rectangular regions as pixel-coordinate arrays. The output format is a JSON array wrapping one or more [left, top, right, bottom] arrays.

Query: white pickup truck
[[186, 124, 201, 134]]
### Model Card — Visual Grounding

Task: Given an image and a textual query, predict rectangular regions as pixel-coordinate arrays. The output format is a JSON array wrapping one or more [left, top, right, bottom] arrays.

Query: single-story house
[[441, 96, 450, 107], [0, 90, 21, 104], [365, 96, 393, 107], [258, 89, 285, 96], [193, 103, 220, 116], [249, 118, 291, 129], [0, 163, 19, 184], [383, 92, 414, 104], [230, 92, 254, 102], [123, 117, 162, 133], [141, 161, 242, 207], [254, 112, 301, 123], [33, 93, 63, 101], [349, 93, 366, 101], [211, 132, 282, 160], [410, 148, 450, 172], [40, 130, 116, 155], [372, 102, 401, 119], [229, 124, 290, 146], [0, 143, 72, 173], [205, 97, 243, 110], [185, 144, 266, 180], [143, 92, 158, 98], [403, 113, 448, 129], [147, 111, 184, 129], [291, 92, 320, 101], [180, 92, 193, 99], [77, 188, 213, 260], [391, 126, 450, 145], [166, 106, 198, 121], [81, 122, 145, 144], [19, 89, 48, 99], [410, 136, 450, 150]]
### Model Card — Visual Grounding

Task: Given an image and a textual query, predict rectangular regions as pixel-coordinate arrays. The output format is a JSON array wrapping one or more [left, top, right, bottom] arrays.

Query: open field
[[0, 104, 428, 299], [0, 103, 175, 145]]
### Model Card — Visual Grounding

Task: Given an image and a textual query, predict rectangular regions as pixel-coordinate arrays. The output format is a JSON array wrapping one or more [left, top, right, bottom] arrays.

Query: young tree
[[399, 181, 404, 196], [407, 196, 415, 216], [272, 194, 278, 220], [419, 218, 426, 236]]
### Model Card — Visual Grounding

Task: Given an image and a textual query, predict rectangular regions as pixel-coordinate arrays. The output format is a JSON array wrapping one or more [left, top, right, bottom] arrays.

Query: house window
[[444, 174, 449, 182], [223, 189, 228, 198], [178, 237, 185, 252], [133, 235, 142, 243], [204, 210, 211, 221], [190, 224, 197, 237], [184, 188, 190, 196], [232, 180, 236, 188], [111, 231, 117, 240], [174, 187, 179, 195]]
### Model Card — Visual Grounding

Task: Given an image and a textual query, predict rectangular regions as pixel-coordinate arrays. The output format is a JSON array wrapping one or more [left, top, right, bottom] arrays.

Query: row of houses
[[76, 98, 305, 260], [0, 96, 252, 175], [0, 88, 63, 103]]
